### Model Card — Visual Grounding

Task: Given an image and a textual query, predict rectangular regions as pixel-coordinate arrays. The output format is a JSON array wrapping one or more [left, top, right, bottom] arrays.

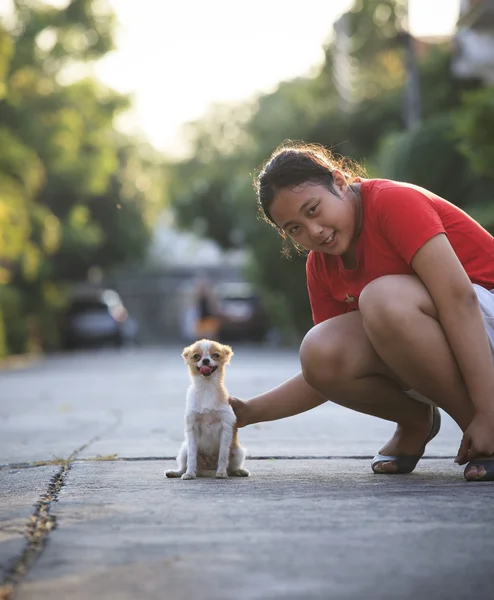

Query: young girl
[[230, 141, 494, 482]]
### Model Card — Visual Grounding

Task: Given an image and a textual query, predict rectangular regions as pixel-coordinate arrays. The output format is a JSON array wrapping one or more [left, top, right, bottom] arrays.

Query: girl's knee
[[359, 275, 433, 331], [300, 324, 349, 389], [359, 276, 399, 312]]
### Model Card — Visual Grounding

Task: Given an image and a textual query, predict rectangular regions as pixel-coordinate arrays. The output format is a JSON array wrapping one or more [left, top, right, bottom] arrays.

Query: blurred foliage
[[0, 0, 166, 356], [167, 0, 492, 339], [0, 308, 6, 358], [0, 27, 13, 99], [452, 86, 494, 179], [346, 0, 407, 100], [0, 284, 28, 355], [377, 115, 491, 210], [452, 85, 494, 232]]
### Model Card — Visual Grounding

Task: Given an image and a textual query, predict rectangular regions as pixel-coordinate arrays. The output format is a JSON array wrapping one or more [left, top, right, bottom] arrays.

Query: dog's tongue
[[199, 365, 213, 376]]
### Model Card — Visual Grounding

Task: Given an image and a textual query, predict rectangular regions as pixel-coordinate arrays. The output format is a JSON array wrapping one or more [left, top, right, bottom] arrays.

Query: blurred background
[[0, 0, 493, 357]]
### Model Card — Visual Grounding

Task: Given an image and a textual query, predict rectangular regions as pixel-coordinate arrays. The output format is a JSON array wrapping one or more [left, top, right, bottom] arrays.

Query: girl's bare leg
[[358, 275, 474, 424], [301, 274, 481, 473], [358, 275, 480, 475], [300, 312, 436, 472]]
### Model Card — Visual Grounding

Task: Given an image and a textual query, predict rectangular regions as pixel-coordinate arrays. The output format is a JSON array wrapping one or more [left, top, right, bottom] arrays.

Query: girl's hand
[[229, 396, 251, 428], [455, 411, 494, 465]]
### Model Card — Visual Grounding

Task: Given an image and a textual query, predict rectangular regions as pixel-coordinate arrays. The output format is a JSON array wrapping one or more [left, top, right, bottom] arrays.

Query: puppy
[[165, 339, 250, 480]]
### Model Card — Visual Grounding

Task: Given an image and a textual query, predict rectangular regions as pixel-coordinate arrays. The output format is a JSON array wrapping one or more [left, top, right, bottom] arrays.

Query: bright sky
[[94, 0, 460, 156], [1, 0, 461, 156]]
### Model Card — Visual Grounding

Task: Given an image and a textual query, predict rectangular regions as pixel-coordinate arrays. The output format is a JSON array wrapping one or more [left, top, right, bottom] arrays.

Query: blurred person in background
[[230, 141, 494, 483], [191, 275, 221, 340]]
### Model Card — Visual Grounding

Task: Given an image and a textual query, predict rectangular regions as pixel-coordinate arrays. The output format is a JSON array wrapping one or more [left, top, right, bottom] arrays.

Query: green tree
[[450, 86, 494, 232], [452, 86, 494, 179], [378, 115, 491, 209], [0, 1, 161, 354]]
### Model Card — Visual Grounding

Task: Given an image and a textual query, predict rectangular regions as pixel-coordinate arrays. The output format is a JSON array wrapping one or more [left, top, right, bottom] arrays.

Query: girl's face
[[269, 173, 359, 256]]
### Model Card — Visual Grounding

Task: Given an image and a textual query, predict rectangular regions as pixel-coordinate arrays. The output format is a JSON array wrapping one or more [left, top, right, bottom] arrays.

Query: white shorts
[[473, 284, 494, 353], [406, 284, 494, 406]]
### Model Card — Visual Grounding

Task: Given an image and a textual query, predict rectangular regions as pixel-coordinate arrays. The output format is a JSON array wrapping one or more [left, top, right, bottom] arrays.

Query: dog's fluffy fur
[[165, 339, 249, 480]]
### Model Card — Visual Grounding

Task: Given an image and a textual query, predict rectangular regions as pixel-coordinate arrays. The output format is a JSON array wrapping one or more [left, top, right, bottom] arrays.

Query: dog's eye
[[193, 354, 201, 360], [212, 353, 220, 359]]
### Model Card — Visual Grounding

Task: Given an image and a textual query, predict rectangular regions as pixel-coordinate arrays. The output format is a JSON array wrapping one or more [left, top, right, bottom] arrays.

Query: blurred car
[[61, 289, 139, 349], [214, 282, 269, 342]]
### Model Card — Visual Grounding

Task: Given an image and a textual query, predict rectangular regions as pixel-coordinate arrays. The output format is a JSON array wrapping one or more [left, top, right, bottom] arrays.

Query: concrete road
[[1, 345, 492, 600]]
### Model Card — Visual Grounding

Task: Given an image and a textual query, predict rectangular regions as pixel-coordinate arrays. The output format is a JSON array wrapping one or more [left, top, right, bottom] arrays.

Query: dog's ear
[[222, 344, 233, 364], [181, 346, 192, 361]]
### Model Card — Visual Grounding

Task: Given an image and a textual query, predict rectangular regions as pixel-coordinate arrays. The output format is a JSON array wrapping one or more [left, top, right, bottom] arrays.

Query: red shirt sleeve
[[306, 252, 346, 325], [375, 184, 446, 264]]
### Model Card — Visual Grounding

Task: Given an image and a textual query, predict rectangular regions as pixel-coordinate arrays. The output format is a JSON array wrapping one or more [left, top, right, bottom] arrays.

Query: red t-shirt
[[307, 178, 494, 325]]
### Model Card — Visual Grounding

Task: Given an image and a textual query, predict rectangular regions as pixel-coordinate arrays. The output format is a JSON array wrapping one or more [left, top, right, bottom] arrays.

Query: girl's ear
[[331, 169, 349, 197]]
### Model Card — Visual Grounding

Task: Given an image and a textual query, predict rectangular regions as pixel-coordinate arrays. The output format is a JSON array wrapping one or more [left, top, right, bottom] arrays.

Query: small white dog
[[165, 339, 250, 480]]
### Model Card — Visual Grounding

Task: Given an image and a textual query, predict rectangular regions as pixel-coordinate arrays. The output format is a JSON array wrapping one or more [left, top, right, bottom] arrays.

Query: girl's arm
[[230, 372, 327, 427], [411, 233, 494, 462]]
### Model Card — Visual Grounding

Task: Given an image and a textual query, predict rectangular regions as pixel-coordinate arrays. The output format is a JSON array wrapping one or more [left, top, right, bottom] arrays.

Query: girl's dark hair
[[254, 140, 366, 257]]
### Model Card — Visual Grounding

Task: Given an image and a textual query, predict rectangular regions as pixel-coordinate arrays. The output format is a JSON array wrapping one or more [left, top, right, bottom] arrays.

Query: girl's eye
[[308, 203, 318, 215], [212, 353, 220, 359], [193, 354, 200, 360], [289, 225, 299, 235]]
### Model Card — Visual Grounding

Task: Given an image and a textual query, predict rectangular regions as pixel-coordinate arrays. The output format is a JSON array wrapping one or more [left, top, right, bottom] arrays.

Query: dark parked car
[[61, 289, 139, 349], [215, 282, 269, 342]]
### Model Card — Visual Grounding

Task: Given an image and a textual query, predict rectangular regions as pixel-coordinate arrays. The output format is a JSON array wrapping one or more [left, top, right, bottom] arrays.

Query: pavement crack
[[0, 418, 121, 598]]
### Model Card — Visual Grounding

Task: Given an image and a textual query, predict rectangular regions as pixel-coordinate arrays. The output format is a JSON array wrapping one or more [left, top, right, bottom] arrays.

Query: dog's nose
[[202, 358, 210, 365]]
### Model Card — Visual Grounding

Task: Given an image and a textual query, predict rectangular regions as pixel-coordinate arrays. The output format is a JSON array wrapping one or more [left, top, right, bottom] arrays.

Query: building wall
[[452, 0, 494, 82]]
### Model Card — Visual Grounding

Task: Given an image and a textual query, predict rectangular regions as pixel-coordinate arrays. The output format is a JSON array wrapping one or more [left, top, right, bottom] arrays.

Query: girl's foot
[[464, 458, 494, 481], [372, 405, 439, 474]]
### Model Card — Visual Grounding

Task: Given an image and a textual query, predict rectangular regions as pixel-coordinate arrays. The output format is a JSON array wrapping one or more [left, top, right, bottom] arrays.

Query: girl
[[230, 141, 494, 482]]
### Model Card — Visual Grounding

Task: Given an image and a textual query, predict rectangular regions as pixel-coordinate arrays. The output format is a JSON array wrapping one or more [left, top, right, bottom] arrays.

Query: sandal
[[371, 405, 441, 474], [463, 458, 494, 482]]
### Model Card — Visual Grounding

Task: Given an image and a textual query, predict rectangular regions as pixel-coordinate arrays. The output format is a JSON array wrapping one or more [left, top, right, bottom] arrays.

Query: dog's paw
[[229, 468, 250, 477], [215, 471, 228, 479], [181, 472, 196, 480], [165, 469, 182, 478]]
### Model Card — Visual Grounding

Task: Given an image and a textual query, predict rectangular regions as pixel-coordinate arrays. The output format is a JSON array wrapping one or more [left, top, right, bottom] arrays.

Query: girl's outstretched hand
[[455, 411, 494, 465], [229, 396, 251, 428]]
